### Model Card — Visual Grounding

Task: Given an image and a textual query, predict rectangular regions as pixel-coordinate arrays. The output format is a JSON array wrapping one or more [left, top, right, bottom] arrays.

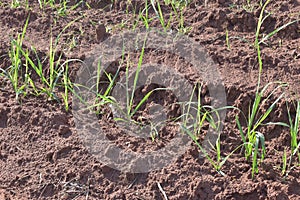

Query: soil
[[0, 0, 300, 199]]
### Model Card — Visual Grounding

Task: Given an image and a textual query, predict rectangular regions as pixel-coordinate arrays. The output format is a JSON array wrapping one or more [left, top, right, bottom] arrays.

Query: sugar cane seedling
[[138, 0, 154, 30], [10, 0, 20, 8], [13, 35, 63, 101], [150, 0, 173, 32], [76, 48, 128, 118], [236, 82, 286, 178], [37, 0, 45, 9], [225, 29, 230, 50], [235, 0, 288, 178], [38, 0, 55, 9], [55, 0, 84, 17], [242, 0, 256, 12], [115, 59, 170, 132], [281, 148, 287, 176], [92, 60, 120, 116], [183, 124, 244, 176], [283, 143, 300, 178], [145, 120, 160, 142], [165, 1, 192, 34], [258, 19, 299, 46], [90, 37, 172, 140], [254, 0, 299, 47], [0, 15, 30, 101], [122, 35, 165, 119], [274, 100, 300, 177], [277, 139, 300, 178], [180, 83, 242, 175], [71, 53, 118, 115], [167, 0, 191, 34], [286, 101, 300, 162], [12, 17, 82, 103], [61, 62, 71, 111], [181, 83, 234, 136], [57, 0, 68, 16], [59, 58, 82, 111]]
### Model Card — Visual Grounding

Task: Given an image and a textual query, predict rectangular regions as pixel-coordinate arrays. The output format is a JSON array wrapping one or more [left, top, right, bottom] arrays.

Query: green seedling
[[284, 143, 300, 178], [92, 60, 120, 116], [37, 0, 55, 9], [148, 120, 159, 142], [276, 100, 300, 174], [277, 143, 300, 178], [235, 0, 292, 178], [83, 54, 169, 141], [242, 1, 256, 12], [1, 16, 30, 101], [123, 35, 159, 119], [236, 83, 286, 178], [13, 36, 63, 101], [150, 0, 173, 31], [10, 0, 20, 8], [287, 101, 300, 162], [179, 83, 241, 175], [168, 0, 190, 8], [281, 148, 287, 176], [61, 62, 70, 111], [256, 6, 298, 46], [133, 0, 189, 33], [57, 0, 68, 16], [259, 20, 299, 46], [225, 29, 230, 50], [138, 0, 154, 30], [89, 37, 170, 140], [2, 14, 82, 107], [182, 123, 243, 176], [254, 0, 270, 89], [254, 0, 298, 76], [117, 54, 171, 136], [168, 1, 191, 34], [182, 83, 235, 136], [59, 59, 82, 111], [54, 0, 85, 17]]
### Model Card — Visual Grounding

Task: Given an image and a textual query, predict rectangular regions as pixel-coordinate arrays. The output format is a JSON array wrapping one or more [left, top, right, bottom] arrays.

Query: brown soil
[[1, 0, 300, 199]]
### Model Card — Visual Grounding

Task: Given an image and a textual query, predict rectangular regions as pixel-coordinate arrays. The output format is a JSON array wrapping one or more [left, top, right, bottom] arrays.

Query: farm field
[[0, 0, 300, 199]]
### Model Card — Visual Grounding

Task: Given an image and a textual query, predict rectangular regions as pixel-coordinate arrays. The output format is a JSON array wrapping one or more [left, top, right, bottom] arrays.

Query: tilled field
[[0, 0, 300, 199]]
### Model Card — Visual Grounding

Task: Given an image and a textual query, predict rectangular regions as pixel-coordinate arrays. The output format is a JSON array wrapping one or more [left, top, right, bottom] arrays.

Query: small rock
[[96, 23, 109, 42]]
